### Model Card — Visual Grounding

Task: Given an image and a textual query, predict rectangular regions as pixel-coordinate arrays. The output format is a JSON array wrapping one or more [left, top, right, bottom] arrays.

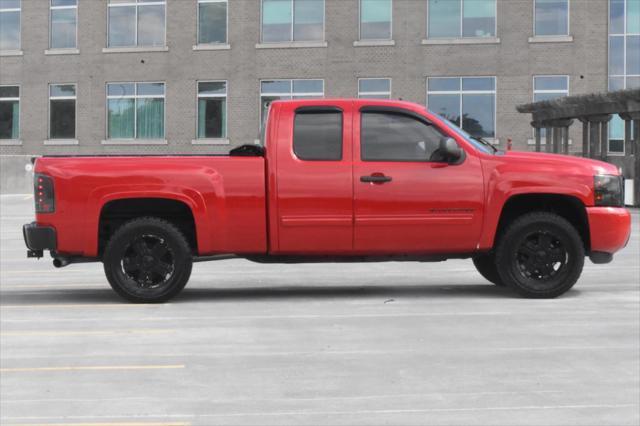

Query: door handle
[[360, 174, 392, 183]]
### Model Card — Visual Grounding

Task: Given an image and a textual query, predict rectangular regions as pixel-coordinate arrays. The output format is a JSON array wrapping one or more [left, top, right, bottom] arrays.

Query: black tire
[[495, 212, 584, 298], [472, 253, 505, 286], [103, 217, 192, 303]]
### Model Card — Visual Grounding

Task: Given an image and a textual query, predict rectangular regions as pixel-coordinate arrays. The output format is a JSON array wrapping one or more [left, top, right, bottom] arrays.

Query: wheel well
[[495, 194, 590, 251], [98, 198, 197, 256]]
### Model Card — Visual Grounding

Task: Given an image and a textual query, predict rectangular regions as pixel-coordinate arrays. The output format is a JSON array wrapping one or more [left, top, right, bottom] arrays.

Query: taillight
[[34, 173, 55, 213]]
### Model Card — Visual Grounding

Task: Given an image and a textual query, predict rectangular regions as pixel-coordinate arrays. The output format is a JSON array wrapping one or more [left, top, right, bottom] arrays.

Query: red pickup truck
[[24, 99, 631, 302]]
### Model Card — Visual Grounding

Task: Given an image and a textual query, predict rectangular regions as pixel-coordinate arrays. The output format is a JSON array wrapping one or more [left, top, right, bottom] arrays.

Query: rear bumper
[[586, 207, 631, 256], [23, 222, 57, 256]]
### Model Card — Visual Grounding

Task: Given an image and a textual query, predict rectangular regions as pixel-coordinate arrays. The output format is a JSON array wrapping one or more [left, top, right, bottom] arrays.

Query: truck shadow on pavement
[[0, 283, 582, 306]]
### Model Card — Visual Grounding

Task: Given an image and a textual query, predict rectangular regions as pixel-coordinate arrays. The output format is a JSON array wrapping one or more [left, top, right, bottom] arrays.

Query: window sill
[[102, 46, 169, 53], [191, 138, 230, 145], [353, 40, 395, 47], [44, 139, 79, 145], [0, 50, 23, 57], [45, 48, 80, 55], [193, 44, 231, 51], [255, 41, 328, 49], [101, 139, 167, 145], [421, 37, 500, 45], [527, 139, 573, 145], [528, 35, 573, 43], [0, 139, 22, 146]]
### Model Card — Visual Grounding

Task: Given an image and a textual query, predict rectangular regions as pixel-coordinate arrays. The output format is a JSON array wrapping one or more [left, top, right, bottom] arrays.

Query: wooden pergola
[[517, 89, 640, 205]]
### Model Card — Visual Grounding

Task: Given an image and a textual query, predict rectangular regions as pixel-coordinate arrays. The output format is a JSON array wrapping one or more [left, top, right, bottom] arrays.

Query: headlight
[[594, 175, 624, 207]]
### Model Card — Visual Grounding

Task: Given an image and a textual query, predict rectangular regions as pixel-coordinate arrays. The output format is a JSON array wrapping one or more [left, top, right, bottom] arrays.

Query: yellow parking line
[[5, 423, 190, 426], [0, 364, 185, 373], [1, 329, 175, 337], [0, 304, 159, 309]]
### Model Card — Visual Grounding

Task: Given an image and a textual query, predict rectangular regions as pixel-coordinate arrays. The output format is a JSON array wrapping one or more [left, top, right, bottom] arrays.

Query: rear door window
[[293, 111, 343, 161]]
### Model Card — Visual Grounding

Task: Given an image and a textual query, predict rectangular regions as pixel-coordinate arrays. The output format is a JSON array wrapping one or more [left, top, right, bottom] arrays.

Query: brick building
[[0, 0, 638, 157]]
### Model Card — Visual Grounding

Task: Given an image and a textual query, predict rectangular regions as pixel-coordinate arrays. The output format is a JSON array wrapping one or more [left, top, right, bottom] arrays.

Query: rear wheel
[[103, 217, 192, 303], [472, 253, 505, 286], [495, 212, 584, 298]]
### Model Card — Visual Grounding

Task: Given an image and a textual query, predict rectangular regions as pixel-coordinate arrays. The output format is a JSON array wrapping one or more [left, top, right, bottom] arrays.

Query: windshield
[[437, 116, 496, 154]]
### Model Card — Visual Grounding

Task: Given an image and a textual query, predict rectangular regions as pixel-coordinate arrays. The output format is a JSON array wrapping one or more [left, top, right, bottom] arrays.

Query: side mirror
[[440, 137, 463, 163]]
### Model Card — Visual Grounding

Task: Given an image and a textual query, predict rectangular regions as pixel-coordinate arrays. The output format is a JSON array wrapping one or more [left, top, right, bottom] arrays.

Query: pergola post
[[532, 122, 542, 152], [621, 112, 640, 206], [583, 115, 611, 160], [545, 126, 553, 153], [580, 118, 589, 157]]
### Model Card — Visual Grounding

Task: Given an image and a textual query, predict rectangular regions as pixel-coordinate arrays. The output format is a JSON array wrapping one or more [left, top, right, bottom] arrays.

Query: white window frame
[[426, 0, 497, 39], [49, 83, 77, 140], [532, 75, 570, 100], [359, 0, 393, 41], [0, 0, 21, 51], [49, 0, 78, 50], [196, 80, 228, 140], [105, 81, 166, 140], [426, 76, 498, 142], [196, 0, 228, 45], [0, 84, 20, 140], [607, 0, 639, 155], [259, 78, 324, 122], [107, 0, 167, 48], [260, 0, 326, 43], [358, 78, 392, 98], [533, 0, 570, 37]]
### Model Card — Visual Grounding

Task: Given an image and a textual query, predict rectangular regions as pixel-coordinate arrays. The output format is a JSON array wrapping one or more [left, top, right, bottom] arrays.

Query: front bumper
[[586, 207, 631, 257], [23, 222, 57, 258]]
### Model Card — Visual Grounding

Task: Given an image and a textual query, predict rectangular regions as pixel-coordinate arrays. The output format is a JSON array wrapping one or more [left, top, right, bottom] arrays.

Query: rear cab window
[[293, 109, 343, 161]]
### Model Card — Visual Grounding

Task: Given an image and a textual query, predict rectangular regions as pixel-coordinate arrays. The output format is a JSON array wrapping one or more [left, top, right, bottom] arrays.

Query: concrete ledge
[[255, 41, 328, 49], [191, 139, 230, 145], [528, 35, 573, 43], [0, 50, 23, 57], [101, 139, 167, 145], [527, 138, 573, 145], [44, 48, 80, 55], [193, 44, 231, 51], [102, 46, 169, 53], [0, 140, 22, 146], [44, 139, 79, 146], [353, 40, 395, 47], [421, 37, 500, 45]]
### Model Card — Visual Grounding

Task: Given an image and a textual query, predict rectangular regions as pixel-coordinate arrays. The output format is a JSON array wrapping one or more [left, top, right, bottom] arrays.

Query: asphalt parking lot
[[0, 194, 638, 426]]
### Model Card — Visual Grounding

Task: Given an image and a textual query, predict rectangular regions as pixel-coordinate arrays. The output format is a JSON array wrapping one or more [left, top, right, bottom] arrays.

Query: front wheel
[[103, 217, 192, 303], [495, 212, 584, 298], [472, 254, 505, 286]]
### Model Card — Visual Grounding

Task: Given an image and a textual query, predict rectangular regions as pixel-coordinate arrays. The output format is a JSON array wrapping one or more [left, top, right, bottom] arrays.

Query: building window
[[0, 85, 19, 139], [358, 78, 392, 99], [533, 75, 569, 102], [0, 0, 20, 50], [608, 0, 639, 153], [260, 79, 324, 123], [360, 0, 392, 40], [50, 0, 77, 49], [198, 0, 227, 45], [107, 82, 165, 140], [197, 81, 227, 139], [261, 0, 324, 43], [107, 0, 166, 48], [427, 0, 496, 39], [533, 76, 568, 142], [427, 76, 496, 139], [534, 0, 569, 36], [50, 84, 76, 139]]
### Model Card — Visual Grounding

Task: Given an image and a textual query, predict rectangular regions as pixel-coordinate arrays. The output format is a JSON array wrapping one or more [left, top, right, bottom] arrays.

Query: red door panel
[[353, 107, 485, 254]]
